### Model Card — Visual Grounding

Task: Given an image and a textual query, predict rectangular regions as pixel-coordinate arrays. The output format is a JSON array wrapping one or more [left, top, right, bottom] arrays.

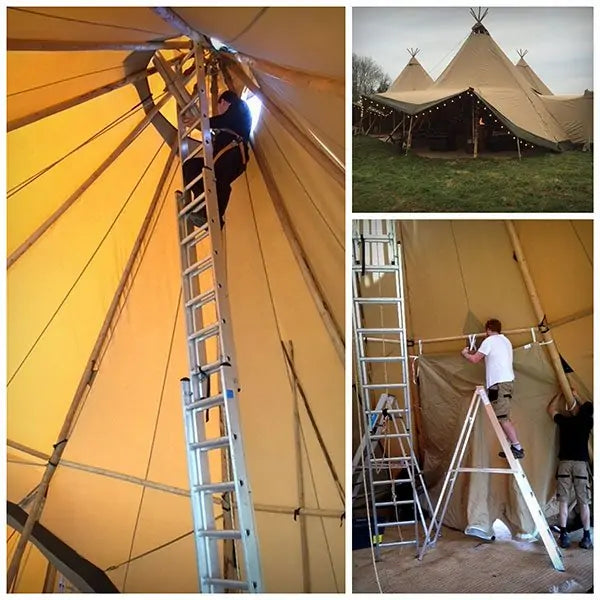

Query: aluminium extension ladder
[[171, 43, 263, 593], [418, 386, 564, 571], [352, 220, 433, 558]]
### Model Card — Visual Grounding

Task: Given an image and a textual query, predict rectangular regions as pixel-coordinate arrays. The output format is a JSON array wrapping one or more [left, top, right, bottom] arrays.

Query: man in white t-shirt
[[460, 318, 524, 459]]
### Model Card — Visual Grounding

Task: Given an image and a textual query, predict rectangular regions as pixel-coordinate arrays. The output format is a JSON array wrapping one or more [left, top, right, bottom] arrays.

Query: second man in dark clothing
[[547, 388, 593, 549]]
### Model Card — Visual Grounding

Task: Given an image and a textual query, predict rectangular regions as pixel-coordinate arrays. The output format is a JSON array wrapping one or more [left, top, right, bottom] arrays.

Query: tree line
[[352, 54, 390, 102]]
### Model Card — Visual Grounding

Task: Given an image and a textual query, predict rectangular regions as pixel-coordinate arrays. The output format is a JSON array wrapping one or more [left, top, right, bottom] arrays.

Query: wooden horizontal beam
[[8, 39, 190, 52], [8, 56, 182, 132], [7, 439, 341, 518]]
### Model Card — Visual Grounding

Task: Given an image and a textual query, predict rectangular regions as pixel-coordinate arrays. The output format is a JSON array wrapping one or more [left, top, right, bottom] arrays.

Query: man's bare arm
[[461, 348, 485, 364]]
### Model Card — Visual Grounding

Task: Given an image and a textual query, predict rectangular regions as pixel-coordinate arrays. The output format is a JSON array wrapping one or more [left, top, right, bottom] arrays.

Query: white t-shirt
[[478, 334, 514, 388]]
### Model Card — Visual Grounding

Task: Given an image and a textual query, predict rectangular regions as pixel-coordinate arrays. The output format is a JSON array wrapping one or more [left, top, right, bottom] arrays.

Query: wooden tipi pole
[[405, 115, 414, 155], [287, 341, 311, 592], [504, 221, 574, 406]]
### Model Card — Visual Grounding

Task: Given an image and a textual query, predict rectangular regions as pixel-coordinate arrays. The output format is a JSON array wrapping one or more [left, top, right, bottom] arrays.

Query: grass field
[[353, 135, 593, 212]]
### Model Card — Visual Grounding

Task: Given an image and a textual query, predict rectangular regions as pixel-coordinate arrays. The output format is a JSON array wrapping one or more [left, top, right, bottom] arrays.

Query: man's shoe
[[498, 446, 525, 460], [579, 535, 593, 549], [559, 531, 571, 548]]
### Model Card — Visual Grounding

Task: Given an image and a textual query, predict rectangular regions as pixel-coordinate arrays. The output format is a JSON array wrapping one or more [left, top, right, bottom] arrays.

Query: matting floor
[[353, 522, 593, 593]]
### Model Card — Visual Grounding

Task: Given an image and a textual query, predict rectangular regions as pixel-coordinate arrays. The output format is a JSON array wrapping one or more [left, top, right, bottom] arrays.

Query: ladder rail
[[352, 270, 382, 556], [418, 386, 564, 571], [352, 219, 432, 558]]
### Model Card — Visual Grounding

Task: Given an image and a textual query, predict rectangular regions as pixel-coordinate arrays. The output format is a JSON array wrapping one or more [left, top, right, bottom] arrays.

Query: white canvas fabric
[[373, 20, 587, 149], [388, 55, 434, 92], [515, 55, 553, 95], [478, 334, 514, 388]]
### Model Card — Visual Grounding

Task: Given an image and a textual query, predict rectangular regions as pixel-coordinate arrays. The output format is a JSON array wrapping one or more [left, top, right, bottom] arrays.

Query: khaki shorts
[[556, 460, 591, 504], [487, 381, 513, 421]]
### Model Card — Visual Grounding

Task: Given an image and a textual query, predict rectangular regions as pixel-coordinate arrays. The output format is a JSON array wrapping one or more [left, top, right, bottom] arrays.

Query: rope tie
[[468, 334, 477, 351]]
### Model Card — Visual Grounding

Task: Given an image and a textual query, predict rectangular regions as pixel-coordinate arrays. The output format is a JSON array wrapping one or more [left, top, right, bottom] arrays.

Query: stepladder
[[352, 220, 434, 557], [162, 42, 263, 592], [419, 385, 564, 571]]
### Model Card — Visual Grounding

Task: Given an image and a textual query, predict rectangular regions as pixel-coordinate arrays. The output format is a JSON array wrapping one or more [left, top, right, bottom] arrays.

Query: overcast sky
[[353, 7, 593, 94]]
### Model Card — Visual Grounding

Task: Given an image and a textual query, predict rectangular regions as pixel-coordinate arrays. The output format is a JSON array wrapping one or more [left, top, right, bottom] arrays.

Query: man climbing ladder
[[182, 89, 252, 228], [461, 318, 525, 460]]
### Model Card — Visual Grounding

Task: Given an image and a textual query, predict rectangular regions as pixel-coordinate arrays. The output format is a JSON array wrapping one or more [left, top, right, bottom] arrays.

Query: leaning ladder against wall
[[352, 219, 433, 557], [165, 42, 263, 593]]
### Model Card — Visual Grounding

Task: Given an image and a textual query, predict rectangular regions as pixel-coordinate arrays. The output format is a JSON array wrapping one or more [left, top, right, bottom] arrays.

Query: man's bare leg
[[500, 419, 520, 446]]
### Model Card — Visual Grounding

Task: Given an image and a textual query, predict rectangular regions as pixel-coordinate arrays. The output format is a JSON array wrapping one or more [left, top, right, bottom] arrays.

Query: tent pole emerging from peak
[[152, 7, 204, 44]]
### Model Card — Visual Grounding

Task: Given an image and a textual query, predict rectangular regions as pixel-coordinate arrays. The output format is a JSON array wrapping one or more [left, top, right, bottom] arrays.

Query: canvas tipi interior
[[352, 220, 593, 575], [370, 9, 592, 154], [6, 6, 345, 593]]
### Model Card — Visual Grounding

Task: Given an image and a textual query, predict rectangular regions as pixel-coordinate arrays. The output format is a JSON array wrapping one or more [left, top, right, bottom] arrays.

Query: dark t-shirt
[[554, 402, 593, 461], [209, 101, 252, 155]]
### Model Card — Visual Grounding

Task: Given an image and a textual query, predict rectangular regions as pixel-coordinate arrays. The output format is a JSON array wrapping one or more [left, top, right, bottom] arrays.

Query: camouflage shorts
[[487, 381, 513, 421], [556, 460, 591, 505]]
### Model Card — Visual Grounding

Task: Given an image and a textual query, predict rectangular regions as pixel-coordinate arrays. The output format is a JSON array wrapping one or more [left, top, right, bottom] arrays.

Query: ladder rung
[[190, 436, 230, 452], [181, 226, 209, 247], [186, 393, 224, 412], [375, 500, 415, 507], [183, 256, 213, 278], [185, 289, 216, 309], [379, 540, 417, 548], [204, 578, 249, 591], [456, 467, 516, 474], [363, 383, 407, 389], [353, 265, 398, 273], [195, 481, 236, 494], [378, 520, 416, 528], [184, 143, 204, 163], [359, 356, 405, 362], [197, 529, 242, 540], [192, 359, 228, 380], [353, 234, 393, 242], [357, 328, 405, 334], [367, 409, 407, 414], [374, 478, 411, 485], [180, 116, 203, 139], [178, 194, 206, 218], [180, 95, 199, 115], [371, 433, 409, 440], [188, 323, 220, 344], [353, 297, 402, 304]]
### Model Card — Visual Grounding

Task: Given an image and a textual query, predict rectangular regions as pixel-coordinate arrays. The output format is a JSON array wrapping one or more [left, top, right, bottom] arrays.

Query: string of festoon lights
[[362, 93, 537, 150], [406, 90, 536, 150]]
